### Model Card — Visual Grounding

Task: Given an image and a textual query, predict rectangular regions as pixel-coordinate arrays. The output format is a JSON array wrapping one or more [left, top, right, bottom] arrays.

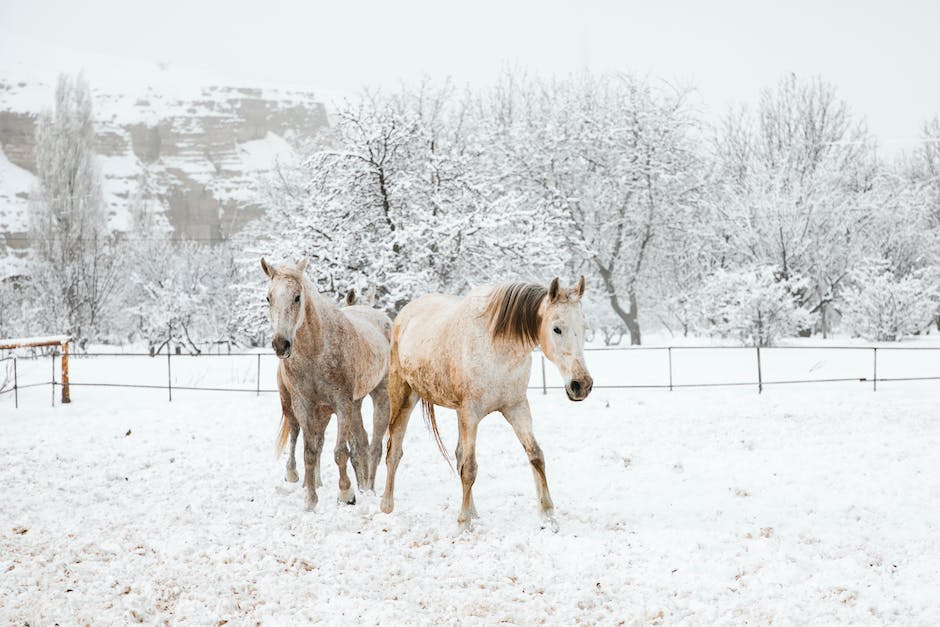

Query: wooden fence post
[[61, 339, 71, 404], [51, 351, 55, 407]]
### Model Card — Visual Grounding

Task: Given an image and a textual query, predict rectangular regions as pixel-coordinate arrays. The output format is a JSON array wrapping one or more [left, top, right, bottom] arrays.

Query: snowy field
[[2, 347, 940, 624]]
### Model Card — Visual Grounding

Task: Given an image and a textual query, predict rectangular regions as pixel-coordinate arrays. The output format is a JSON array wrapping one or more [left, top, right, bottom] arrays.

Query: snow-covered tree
[[840, 259, 940, 341], [26, 73, 120, 341], [487, 72, 704, 344], [123, 190, 239, 352], [695, 265, 813, 346], [710, 74, 878, 337], [253, 81, 560, 313]]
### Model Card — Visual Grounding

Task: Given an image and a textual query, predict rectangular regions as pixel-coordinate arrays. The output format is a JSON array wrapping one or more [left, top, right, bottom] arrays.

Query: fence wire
[[1, 344, 938, 407]]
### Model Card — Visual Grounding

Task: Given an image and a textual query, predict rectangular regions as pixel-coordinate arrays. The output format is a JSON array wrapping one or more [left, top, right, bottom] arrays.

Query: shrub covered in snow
[[695, 266, 813, 346], [840, 260, 940, 341]]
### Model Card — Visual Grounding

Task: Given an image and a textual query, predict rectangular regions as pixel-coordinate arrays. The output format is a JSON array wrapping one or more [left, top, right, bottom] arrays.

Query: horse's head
[[539, 276, 593, 401], [261, 257, 309, 359]]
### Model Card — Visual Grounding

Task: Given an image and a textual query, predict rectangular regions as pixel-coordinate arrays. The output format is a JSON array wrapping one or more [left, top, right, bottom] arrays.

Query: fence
[[1, 344, 939, 408]]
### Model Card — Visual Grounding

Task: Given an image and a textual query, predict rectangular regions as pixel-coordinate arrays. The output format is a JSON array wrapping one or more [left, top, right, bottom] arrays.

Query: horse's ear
[[574, 275, 585, 300], [548, 277, 561, 303], [345, 289, 356, 306], [296, 257, 309, 273], [260, 257, 276, 279]]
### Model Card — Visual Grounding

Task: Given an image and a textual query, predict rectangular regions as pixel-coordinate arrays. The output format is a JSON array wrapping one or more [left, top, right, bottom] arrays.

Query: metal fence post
[[256, 353, 261, 396], [13, 356, 17, 409], [667, 347, 674, 392], [873, 347, 878, 392], [167, 346, 173, 402], [756, 346, 763, 394], [541, 354, 547, 395]]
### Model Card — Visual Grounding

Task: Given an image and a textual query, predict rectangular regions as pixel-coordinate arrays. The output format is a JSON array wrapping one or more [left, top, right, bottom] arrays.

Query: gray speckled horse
[[262, 258, 391, 509]]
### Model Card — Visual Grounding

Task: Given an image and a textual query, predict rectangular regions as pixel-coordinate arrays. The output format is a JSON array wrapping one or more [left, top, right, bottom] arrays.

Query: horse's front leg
[[500, 399, 557, 532], [278, 373, 301, 484], [285, 416, 300, 483], [298, 402, 329, 511]]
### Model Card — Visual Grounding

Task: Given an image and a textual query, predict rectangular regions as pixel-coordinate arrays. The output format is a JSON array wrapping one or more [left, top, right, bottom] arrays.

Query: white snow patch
[[1, 351, 939, 623], [0, 144, 34, 233], [237, 132, 295, 172]]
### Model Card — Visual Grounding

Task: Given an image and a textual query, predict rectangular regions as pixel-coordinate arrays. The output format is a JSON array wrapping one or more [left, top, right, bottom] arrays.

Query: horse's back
[[395, 292, 472, 349], [338, 305, 392, 398], [393, 288, 507, 408], [343, 305, 392, 342]]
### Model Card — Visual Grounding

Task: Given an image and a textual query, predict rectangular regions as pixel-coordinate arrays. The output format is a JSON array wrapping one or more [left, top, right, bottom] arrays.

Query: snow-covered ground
[[2, 349, 939, 624]]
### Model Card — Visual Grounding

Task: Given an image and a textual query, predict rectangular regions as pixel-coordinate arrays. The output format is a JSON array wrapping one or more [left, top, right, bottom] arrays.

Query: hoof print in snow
[[12, 526, 27, 535], [672, 462, 684, 473], [731, 487, 750, 497]]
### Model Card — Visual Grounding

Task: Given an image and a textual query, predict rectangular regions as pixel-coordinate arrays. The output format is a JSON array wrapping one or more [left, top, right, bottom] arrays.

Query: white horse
[[380, 277, 593, 530]]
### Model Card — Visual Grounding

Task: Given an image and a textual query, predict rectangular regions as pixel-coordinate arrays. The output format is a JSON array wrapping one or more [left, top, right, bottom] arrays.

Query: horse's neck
[[296, 290, 342, 354]]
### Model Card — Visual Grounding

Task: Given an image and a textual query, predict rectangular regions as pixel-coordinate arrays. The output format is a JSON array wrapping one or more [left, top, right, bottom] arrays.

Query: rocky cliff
[[0, 79, 327, 253]]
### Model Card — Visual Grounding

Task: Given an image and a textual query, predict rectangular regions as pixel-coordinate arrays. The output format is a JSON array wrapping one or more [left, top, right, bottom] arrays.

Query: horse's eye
[[266, 295, 270, 303], [553, 326, 562, 335], [294, 294, 301, 304]]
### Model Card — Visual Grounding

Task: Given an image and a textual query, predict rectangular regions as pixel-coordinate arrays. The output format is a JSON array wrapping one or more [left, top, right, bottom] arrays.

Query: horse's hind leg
[[334, 398, 366, 504], [366, 377, 391, 491], [501, 399, 557, 531], [456, 406, 481, 532], [455, 440, 479, 519], [380, 366, 419, 514]]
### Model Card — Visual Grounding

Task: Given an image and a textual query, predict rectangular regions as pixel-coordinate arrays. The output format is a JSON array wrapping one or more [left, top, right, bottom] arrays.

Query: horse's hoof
[[285, 468, 299, 483], [338, 488, 356, 505], [304, 494, 318, 512], [379, 495, 394, 514], [540, 516, 559, 533], [457, 518, 473, 534]]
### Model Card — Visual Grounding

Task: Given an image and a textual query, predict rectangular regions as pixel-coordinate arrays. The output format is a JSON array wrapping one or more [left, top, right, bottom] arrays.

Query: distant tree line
[[2, 71, 938, 348]]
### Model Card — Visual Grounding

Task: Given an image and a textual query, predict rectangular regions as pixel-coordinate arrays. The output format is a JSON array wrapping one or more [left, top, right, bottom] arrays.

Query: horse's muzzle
[[273, 336, 292, 359], [565, 375, 593, 401]]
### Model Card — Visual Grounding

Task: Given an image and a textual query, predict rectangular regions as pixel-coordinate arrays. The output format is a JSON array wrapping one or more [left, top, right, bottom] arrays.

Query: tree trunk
[[596, 263, 642, 345]]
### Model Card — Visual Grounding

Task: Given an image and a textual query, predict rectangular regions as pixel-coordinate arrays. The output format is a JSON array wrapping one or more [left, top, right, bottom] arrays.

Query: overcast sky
[[2, 0, 938, 149]]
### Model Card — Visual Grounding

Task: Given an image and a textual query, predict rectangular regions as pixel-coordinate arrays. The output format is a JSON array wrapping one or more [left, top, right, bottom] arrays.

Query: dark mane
[[484, 282, 547, 346]]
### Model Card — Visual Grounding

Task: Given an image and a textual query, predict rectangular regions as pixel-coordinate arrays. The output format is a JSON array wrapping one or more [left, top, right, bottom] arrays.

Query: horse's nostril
[[570, 380, 582, 394]]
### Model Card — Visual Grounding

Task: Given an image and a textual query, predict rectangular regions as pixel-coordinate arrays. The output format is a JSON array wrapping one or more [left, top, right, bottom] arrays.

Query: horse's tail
[[421, 398, 454, 473], [275, 413, 292, 457]]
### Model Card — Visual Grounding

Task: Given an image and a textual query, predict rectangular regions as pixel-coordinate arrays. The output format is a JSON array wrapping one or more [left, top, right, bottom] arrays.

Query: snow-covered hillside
[[0, 57, 328, 250]]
